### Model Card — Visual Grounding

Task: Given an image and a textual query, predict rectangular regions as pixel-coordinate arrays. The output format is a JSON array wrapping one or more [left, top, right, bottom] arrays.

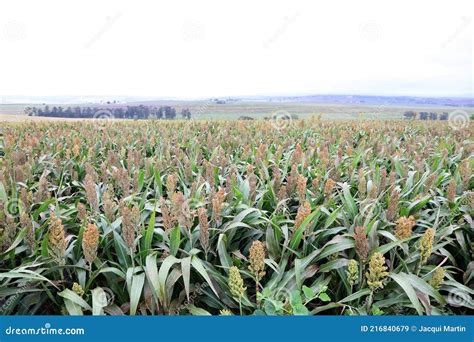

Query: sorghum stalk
[[228, 266, 246, 315], [294, 201, 311, 233], [386, 187, 399, 222], [394, 216, 416, 240], [82, 223, 99, 267], [198, 207, 209, 255], [159, 197, 174, 231], [429, 267, 444, 289], [248, 240, 266, 303], [365, 252, 389, 312], [347, 259, 359, 290], [48, 212, 67, 264], [358, 169, 366, 199], [211, 188, 225, 227], [324, 178, 336, 198], [354, 226, 369, 263], [84, 174, 98, 212], [296, 174, 307, 203], [446, 178, 457, 202], [417, 228, 435, 274]]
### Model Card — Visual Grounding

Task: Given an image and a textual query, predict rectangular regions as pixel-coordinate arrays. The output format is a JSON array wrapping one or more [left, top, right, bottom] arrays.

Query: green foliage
[[0, 119, 472, 315]]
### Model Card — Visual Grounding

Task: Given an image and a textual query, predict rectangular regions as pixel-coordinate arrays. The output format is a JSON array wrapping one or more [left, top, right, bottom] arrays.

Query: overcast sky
[[0, 0, 472, 98]]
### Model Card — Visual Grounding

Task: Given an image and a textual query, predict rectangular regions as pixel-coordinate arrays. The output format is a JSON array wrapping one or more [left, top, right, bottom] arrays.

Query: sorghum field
[[0, 119, 473, 316]]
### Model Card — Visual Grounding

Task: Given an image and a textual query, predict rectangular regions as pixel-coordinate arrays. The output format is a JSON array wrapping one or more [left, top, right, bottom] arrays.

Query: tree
[[419, 112, 428, 120], [439, 112, 449, 120], [181, 108, 191, 119], [163, 106, 176, 119], [403, 111, 416, 120]]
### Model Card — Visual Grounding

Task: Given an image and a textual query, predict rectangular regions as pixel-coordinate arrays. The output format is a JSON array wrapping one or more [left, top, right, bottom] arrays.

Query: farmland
[[0, 119, 473, 315], [1, 100, 471, 121]]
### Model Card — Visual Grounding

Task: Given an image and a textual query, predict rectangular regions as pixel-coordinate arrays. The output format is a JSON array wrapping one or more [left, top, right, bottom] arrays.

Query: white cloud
[[0, 0, 472, 97]]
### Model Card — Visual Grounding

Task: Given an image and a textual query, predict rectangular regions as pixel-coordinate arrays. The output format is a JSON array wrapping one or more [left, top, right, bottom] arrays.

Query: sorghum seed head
[[347, 259, 359, 286], [82, 223, 99, 264], [84, 174, 98, 212], [120, 203, 136, 252], [102, 186, 116, 223], [248, 240, 266, 282], [166, 173, 178, 198], [294, 201, 311, 231], [394, 215, 416, 240], [228, 266, 246, 299], [296, 174, 307, 203], [358, 169, 367, 198], [324, 178, 336, 197], [1, 214, 16, 252], [386, 187, 399, 222], [198, 207, 209, 251], [211, 188, 225, 226], [429, 267, 444, 290], [419, 228, 435, 265], [366, 252, 389, 291], [354, 226, 369, 262], [77, 203, 87, 224], [160, 197, 174, 231], [219, 309, 234, 316], [447, 178, 457, 202], [48, 212, 66, 260], [72, 282, 84, 297]]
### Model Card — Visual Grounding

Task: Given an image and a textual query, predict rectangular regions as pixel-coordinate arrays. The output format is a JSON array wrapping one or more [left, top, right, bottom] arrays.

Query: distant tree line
[[24, 105, 192, 120], [403, 111, 449, 121]]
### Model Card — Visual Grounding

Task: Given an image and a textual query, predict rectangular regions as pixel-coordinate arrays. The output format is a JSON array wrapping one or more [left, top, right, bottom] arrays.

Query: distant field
[[0, 101, 471, 121]]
